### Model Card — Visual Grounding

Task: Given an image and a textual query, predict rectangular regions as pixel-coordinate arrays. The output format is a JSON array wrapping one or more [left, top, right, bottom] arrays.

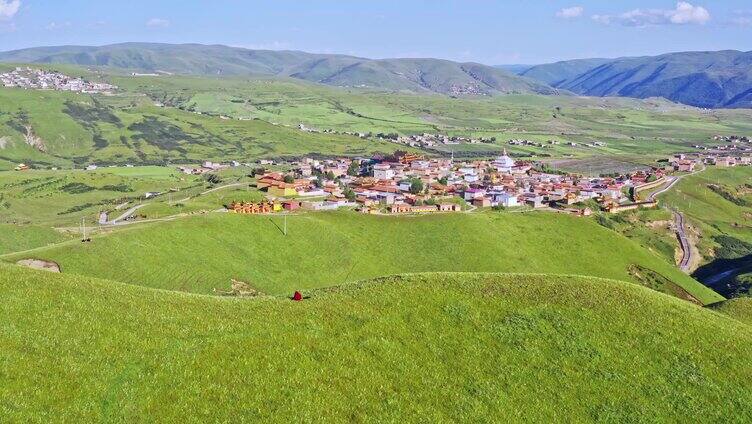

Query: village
[[215, 145, 752, 217], [0, 67, 117, 93]]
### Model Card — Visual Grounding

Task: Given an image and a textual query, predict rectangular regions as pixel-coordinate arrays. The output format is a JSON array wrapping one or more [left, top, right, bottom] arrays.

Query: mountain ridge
[[521, 50, 752, 108], [0, 42, 556, 96]]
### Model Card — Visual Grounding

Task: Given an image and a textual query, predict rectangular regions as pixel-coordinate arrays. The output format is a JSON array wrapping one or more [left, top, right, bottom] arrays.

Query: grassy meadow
[[0, 85, 404, 170], [112, 73, 752, 159], [0, 167, 204, 226], [4, 210, 722, 304], [0, 264, 750, 422], [3, 64, 752, 170]]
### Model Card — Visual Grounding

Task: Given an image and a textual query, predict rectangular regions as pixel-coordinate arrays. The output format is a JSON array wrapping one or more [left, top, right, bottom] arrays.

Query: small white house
[[373, 164, 395, 180]]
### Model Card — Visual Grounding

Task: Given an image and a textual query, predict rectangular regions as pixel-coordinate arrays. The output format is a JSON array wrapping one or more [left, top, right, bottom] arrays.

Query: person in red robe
[[292, 291, 303, 301]]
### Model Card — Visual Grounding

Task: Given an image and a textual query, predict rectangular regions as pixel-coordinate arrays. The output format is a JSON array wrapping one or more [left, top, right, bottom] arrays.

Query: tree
[[409, 178, 424, 194], [344, 188, 356, 201], [283, 175, 295, 184], [325, 171, 335, 181], [205, 174, 222, 185], [347, 160, 360, 176], [438, 176, 448, 186]]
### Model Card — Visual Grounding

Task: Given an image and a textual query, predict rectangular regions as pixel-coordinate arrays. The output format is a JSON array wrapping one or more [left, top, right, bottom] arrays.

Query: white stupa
[[492, 149, 515, 173]]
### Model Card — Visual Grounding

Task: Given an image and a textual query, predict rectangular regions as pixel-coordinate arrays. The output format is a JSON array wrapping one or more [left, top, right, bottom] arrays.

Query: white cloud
[[146, 18, 170, 28], [669, 1, 710, 24], [592, 2, 710, 27], [0, 0, 20, 20], [556, 6, 584, 19]]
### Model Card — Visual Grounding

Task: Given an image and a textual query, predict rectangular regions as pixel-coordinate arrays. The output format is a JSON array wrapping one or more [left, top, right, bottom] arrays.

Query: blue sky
[[0, 1, 750, 64]]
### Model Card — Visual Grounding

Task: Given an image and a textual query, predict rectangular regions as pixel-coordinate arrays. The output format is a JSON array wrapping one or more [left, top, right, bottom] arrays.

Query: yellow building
[[268, 186, 298, 197]]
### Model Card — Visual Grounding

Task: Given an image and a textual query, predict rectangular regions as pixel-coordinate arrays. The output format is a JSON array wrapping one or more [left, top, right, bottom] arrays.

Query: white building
[[373, 164, 395, 180], [492, 149, 515, 173], [490, 191, 519, 207]]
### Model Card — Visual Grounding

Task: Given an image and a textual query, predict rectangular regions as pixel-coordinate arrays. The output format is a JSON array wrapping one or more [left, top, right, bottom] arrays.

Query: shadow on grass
[[693, 254, 752, 297]]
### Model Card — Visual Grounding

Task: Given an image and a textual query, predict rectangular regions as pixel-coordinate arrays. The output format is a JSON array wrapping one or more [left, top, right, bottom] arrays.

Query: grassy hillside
[[712, 298, 752, 325], [0, 43, 555, 96], [0, 167, 202, 225], [0, 224, 70, 255], [0, 265, 750, 421], [664, 167, 752, 249], [4, 211, 722, 304], [2, 65, 752, 167], [112, 73, 752, 160], [0, 85, 403, 169], [661, 167, 752, 297]]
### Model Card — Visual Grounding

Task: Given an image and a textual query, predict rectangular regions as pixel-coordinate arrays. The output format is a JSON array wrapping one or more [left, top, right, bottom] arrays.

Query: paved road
[[648, 167, 706, 273], [673, 210, 692, 273], [647, 176, 679, 202], [107, 204, 147, 225]]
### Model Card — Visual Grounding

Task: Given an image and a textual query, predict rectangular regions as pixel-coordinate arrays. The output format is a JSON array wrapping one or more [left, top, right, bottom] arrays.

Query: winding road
[[646, 166, 707, 273], [673, 210, 692, 273], [647, 176, 680, 202]]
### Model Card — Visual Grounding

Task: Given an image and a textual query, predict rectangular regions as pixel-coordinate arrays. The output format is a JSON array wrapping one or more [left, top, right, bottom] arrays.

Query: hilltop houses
[[1, 68, 117, 93]]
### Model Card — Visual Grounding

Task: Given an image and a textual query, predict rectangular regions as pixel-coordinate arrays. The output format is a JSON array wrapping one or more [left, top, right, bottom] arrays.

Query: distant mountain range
[[0, 43, 556, 97], [519, 51, 752, 108], [2, 44, 751, 108]]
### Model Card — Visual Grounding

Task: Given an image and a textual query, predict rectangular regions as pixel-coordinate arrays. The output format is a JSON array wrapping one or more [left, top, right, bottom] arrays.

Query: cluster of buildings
[[1, 68, 117, 93], [381, 133, 497, 148], [667, 153, 752, 171], [712, 135, 750, 143], [178, 160, 246, 175], [227, 150, 658, 215]]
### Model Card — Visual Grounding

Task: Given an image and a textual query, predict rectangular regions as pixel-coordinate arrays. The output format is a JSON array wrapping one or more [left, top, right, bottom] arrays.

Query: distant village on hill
[[0, 67, 117, 93]]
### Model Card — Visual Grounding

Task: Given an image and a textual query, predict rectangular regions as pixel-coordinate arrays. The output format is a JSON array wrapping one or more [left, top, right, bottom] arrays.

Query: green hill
[[1, 264, 750, 421], [4, 211, 722, 304], [0, 85, 402, 169], [0, 43, 556, 96], [712, 298, 752, 325], [3, 64, 752, 168], [522, 50, 752, 108]]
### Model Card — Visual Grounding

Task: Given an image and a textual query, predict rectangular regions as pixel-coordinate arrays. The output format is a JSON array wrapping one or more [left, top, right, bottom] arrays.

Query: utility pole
[[284, 214, 287, 236]]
